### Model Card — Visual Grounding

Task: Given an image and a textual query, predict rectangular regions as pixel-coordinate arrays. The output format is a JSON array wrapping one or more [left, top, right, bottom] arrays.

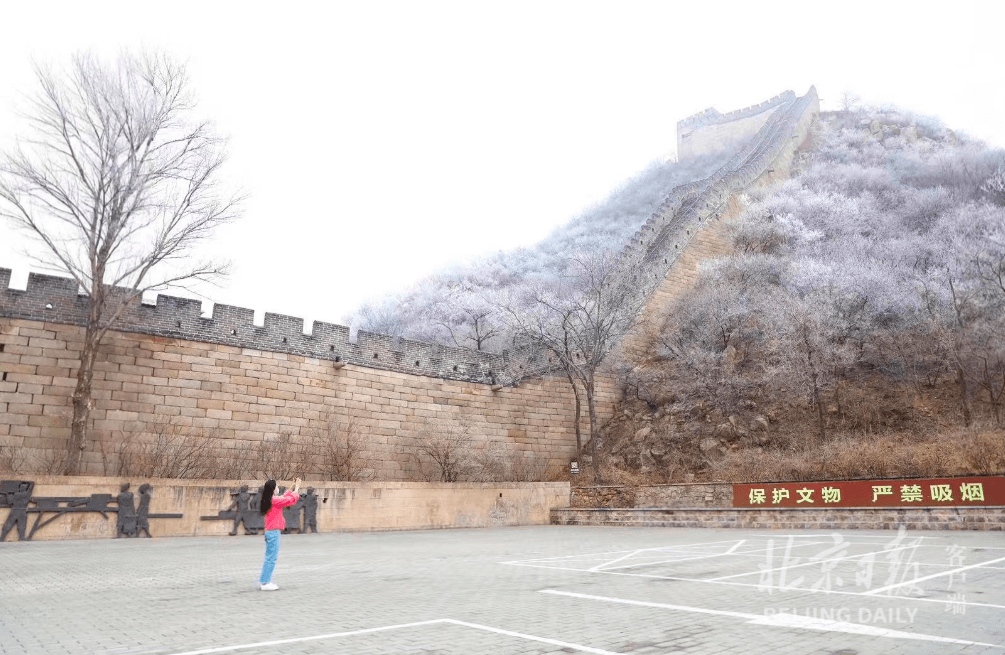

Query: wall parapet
[[0, 269, 515, 384], [677, 90, 796, 132], [609, 86, 819, 324]]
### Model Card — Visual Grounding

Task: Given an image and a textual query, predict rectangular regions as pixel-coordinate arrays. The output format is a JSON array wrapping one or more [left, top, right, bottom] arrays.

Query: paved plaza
[[1, 525, 1003, 654]]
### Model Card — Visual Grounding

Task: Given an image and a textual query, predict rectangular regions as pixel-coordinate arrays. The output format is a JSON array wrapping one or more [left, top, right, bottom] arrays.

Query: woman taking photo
[[258, 477, 301, 591]]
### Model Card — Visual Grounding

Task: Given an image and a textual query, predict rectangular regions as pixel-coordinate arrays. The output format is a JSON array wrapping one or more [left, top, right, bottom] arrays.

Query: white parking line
[[540, 589, 1000, 647], [164, 618, 627, 655], [501, 538, 769, 566], [864, 555, 1005, 596], [707, 544, 919, 581], [589, 540, 752, 572], [165, 620, 447, 655], [749, 534, 934, 540], [443, 619, 625, 655], [512, 558, 1005, 611], [601, 541, 837, 572], [725, 540, 746, 554], [588, 548, 647, 572]]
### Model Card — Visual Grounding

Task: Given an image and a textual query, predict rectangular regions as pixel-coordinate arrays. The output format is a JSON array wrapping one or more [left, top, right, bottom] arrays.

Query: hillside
[[590, 108, 1005, 484], [346, 151, 730, 351]]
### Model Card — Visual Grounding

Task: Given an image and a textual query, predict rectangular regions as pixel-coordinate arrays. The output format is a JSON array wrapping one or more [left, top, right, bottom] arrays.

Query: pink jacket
[[264, 491, 299, 531]]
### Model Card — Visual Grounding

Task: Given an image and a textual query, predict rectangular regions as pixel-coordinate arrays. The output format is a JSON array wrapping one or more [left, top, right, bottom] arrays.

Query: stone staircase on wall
[[614, 88, 818, 298], [609, 87, 819, 357]]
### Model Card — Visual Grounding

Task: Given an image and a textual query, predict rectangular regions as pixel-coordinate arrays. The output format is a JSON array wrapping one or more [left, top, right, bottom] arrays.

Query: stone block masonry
[[677, 91, 797, 160], [0, 316, 618, 477], [0, 268, 512, 384]]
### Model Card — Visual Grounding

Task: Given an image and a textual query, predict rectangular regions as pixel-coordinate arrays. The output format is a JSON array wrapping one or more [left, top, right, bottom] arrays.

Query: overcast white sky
[[1, 0, 1003, 329]]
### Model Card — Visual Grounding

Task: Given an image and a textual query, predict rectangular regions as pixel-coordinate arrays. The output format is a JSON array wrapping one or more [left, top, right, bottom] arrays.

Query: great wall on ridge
[[0, 87, 820, 478]]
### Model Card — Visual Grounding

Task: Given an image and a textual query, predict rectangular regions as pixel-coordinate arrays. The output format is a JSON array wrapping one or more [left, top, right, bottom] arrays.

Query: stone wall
[[619, 87, 819, 357], [677, 91, 796, 160], [0, 268, 513, 385], [552, 506, 1005, 531], [0, 475, 570, 541], [0, 317, 618, 477], [677, 106, 781, 161], [572, 482, 732, 508], [0, 87, 818, 478]]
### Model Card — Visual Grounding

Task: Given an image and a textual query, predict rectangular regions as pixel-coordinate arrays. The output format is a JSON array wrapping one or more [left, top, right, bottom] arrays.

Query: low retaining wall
[[551, 507, 1005, 531], [0, 476, 570, 541], [573, 483, 732, 508]]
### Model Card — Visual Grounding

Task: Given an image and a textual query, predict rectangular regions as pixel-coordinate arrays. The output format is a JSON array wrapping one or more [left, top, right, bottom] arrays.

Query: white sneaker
[[260, 582, 279, 591]]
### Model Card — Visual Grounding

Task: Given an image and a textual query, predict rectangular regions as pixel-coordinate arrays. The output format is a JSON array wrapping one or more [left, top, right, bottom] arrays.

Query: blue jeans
[[260, 529, 281, 584]]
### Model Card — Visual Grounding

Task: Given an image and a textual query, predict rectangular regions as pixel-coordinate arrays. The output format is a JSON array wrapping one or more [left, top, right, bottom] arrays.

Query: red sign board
[[733, 476, 1005, 508]]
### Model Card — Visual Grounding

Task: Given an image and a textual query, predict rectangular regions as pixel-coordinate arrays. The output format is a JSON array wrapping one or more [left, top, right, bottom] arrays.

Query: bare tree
[[839, 90, 861, 112], [437, 303, 500, 352], [502, 248, 644, 483], [981, 164, 1005, 206], [350, 300, 407, 339], [960, 239, 1005, 423], [0, 52, 240, 474], [784, 308, 832, 448]]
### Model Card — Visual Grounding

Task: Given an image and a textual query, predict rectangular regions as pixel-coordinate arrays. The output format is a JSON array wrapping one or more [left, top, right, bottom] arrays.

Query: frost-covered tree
[[981, 164, 1005, 206], [653, 105, 1005, 433], [502, 247, 645, 481], [839, 90, 861, 112], [345, 152, 729, 349]]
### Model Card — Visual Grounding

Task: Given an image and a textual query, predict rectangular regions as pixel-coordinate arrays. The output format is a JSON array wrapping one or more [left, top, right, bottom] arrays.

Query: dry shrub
[[827, 381, 925, 435], [0, 439, 29, 475], [507, 451, 551, 482], [712, 423, 1004, 483], [413, 420, 556, 482], [97, 421, 247, 479], [414, 421, 476, 482], [302, 412, 375, 481], [471, 443, 551, 482], [254, 432, 303, 480], [31, 448, 68, 475]]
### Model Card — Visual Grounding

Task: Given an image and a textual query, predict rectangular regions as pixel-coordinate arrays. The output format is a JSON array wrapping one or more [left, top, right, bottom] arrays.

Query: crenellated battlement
[[677, 91, 796, 131], [0, 270, 513, 384], [677, 91, 798, 162], [612, 87, 819, 314]]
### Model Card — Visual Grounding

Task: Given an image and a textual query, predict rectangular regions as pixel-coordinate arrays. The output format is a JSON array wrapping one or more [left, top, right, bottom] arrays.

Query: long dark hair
[[259, 479, 277, 515]]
